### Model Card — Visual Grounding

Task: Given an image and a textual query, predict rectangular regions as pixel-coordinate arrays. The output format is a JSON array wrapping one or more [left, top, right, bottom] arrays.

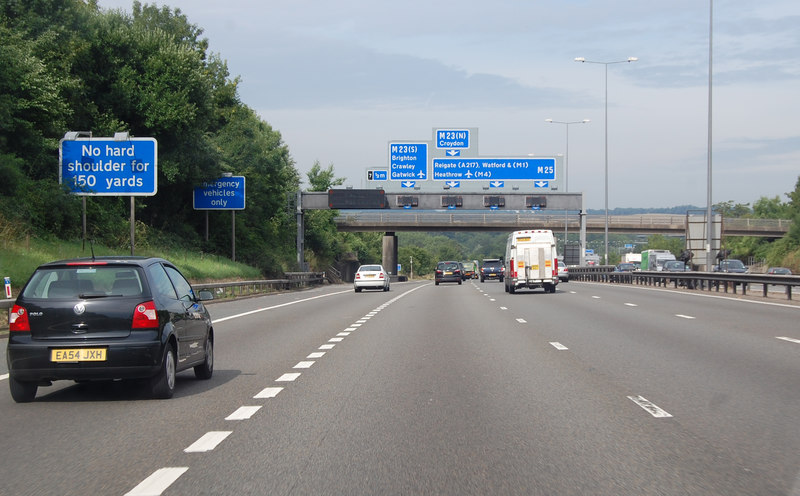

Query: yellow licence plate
[[51, 348, 107, 362], [364, 274, 375, 278]]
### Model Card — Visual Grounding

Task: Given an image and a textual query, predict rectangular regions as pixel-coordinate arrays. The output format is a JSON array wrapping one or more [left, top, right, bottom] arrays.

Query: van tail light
[[554, 257, 559, 276], [9, 305, 30, 332], [132, 300, 159, 329], [509, 259, 516, 278]]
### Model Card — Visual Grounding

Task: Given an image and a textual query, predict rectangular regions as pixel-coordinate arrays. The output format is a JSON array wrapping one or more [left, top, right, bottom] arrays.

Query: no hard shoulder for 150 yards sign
[[59, 137, 158, 196]]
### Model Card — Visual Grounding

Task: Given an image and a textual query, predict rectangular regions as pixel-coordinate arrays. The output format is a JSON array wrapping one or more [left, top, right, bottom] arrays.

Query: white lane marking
[[212, 289, 352, 323], [675, 314, 696, 319], [777, 336, 800, 344], [276, 373, 301, 382], [125, 467, 188, 496], [569, 291, 577, 294], [624, 303, 638, 307], [329, 337, 344, 342], [627, 396, 673, 418], [350, 323, 362, 327], [226, 406, 262, 420], [550, 342, 569, 350], [592, 296, 601, 299], [516, 318, 527, 324], [366, 312, 377, 316], [337, 332, 351, 336], [294, 361, 314, 369], [0, 373, 8, 381], [319, 344, 335, 350], [344, 327, 357, 331], [500, 306, 508, 310], [356, 319, 367, 323], [254, 387, 283, 399], [307, 352, 326, 359], [185, 431, 232, 453], [489, 298, 496, 302]]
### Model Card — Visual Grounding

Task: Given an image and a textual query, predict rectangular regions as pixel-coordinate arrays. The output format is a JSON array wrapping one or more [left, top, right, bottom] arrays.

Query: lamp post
[[545, 118, 589, 256], [575, 56, 637, 265]]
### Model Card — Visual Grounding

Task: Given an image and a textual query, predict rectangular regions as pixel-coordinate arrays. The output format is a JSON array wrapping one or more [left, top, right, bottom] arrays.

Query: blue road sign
[[389, 143, 427, 180], [432, 157, 556, 181], [436, 129, 470, 149], [60, 138, 157, 196], [193, 176, 246, 210], [369, 170, 388, 181]]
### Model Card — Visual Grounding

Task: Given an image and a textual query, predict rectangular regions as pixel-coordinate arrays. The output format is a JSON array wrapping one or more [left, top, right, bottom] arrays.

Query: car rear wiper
[[79, 292, 111, 299]]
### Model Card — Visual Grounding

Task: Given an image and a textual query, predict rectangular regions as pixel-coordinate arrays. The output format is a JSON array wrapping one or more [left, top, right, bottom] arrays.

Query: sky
[[96, 0, 800, 210]]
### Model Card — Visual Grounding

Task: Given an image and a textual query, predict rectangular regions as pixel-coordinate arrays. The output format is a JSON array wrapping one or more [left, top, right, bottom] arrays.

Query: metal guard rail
[[569, 266, 799, 300], [0, 272, 326, 311]]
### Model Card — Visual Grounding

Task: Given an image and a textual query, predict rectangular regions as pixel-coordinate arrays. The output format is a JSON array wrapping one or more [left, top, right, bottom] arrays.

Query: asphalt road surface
[[1, 280, 799, 495]]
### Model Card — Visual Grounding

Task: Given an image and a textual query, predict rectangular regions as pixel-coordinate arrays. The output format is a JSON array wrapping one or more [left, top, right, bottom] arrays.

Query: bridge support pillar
[[382, 232, 398, 276]]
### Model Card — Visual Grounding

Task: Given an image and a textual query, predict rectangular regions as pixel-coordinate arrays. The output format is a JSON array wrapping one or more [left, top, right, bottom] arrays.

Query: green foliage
[[306, 161, 345, 191], [0, 0, 303, 275]]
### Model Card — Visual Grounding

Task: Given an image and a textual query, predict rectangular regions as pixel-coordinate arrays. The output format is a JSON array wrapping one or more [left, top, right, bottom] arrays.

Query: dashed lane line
[[184, 431, 232, 453], [225, 406, 262, 421], [627, 395, 673, 418], [124, 467, 188, 496]]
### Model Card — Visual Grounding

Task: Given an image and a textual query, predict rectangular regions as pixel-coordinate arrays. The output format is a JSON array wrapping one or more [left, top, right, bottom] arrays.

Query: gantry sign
[[366, 128, 564, 193]]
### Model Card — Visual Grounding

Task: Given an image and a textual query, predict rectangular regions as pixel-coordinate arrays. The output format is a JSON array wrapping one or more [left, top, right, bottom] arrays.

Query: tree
[[306, 161, 345, 191]]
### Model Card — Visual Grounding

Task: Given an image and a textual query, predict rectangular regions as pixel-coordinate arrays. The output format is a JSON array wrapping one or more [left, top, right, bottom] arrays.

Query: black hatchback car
[[7, 256, 214, 402], [435, 261, 463, 285]]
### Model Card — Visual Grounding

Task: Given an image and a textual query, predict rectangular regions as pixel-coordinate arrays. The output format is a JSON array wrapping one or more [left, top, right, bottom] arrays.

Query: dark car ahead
[[7, 256, 214, 402], [435, 261, 463, 285], [480, 258, 504, 282], [713, 259, 748, 273], [614, 263, 637, 272], [662, 260, 691, 272]]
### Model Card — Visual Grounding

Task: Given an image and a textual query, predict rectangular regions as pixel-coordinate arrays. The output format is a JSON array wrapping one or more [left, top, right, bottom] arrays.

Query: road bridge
[[295, 190, 791, 274]]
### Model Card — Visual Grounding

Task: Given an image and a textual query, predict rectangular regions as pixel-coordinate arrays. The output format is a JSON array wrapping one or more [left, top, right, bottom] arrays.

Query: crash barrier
[[569, 266, 799, 300], [194, 272, 326, 300], [0, 272, 327, 313]]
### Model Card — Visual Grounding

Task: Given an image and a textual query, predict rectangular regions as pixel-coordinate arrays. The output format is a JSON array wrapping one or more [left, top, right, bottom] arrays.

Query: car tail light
[[9, 305, 30, 332], [132, 300, 159, 329], [379, 273, 385, 279], [355, 273, 361, 280]]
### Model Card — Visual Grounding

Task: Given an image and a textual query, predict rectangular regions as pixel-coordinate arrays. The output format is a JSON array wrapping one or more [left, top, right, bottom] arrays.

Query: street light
[[575, 56, 637, 265], [545, 118, 590, 256]]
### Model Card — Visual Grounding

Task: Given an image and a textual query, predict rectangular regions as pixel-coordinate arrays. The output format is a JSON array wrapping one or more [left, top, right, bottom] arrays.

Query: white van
[[504, 230, 559, 294]]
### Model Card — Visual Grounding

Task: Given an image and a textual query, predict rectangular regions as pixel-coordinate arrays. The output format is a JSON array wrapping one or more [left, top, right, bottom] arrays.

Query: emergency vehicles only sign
[[59, 137, 157, 196]]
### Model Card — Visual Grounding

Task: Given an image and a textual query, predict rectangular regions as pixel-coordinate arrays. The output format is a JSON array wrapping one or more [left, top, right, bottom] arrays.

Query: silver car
[[354, 264, 390, 292]]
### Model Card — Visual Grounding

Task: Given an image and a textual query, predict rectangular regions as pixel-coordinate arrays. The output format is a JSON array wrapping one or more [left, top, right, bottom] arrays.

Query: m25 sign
[[59, 138, 157, 196]]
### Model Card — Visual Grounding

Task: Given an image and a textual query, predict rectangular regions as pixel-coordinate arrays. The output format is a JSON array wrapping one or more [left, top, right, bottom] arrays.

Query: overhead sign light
[[441, 195, 463, 208], [483, 195, 505, 208], [526, 196, 547, 209], [396, 195, 419, 207]]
